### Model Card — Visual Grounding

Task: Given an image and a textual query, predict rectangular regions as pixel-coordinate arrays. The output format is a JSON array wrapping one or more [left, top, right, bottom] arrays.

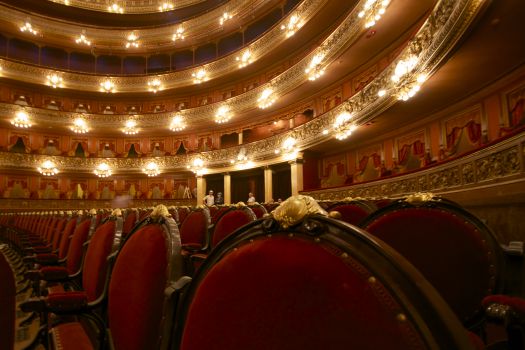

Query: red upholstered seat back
[[179, 208, 210, 247], [0, 253, 15, 350], [65, 219, 92, 275], [177, 207, 190, 225], [211, 207, 256, 248], [108, 223, 170, 350], [362, 202, 501, 327], [51, 218, 67, 250], [179, 214, 473, 350], [328, 201, 377, 225], [57, 218, 77, 259], [249, 204, 268, 219], [122, 210, 137, 237], [82, 220, 117, 301], [210, 206, 229, 224]]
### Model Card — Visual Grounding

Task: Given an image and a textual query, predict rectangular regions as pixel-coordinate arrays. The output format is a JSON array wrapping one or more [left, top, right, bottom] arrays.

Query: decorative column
[[196, 175, 206, 205], [264, 166, 273, 203], [223, 172, 231, 205], [289, 158, 304, 196], [238, 132, 243, 145]]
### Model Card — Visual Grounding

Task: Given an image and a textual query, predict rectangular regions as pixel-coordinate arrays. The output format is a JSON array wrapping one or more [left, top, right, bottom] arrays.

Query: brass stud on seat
[[368, 276, 376, 284], [396, 313, 407, 322]]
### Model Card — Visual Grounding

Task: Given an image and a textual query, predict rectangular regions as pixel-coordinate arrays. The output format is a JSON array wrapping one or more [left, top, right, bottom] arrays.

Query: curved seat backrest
[[122, 209, 138, 238], [262, 203, 280, 213], [179, 207, 211, 248], [177, 207, 190, 225], [210, 206, 229, 225], [64, 219, 92, 275], [82, 218, 120, 302], [57, 217, 77, 259], [50, 218, 67, 250], [210, 206, 256, 248], [177, 199, 474, 350], [327, 200, 378, 226], [360, 197, 503, 328], [0, 253, 15, 350], [108, 215, 182, 350], [248, 203, 268, 219]]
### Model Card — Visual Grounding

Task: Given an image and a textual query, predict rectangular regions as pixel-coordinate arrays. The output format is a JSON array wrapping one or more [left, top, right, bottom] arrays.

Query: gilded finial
[[151, 204, 170, 217], [405, 192, 435, 204], [272, 195, 327, 228]]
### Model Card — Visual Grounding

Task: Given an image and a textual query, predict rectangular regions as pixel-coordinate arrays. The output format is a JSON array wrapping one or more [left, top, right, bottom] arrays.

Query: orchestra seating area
[[0, 194, 523, 350]]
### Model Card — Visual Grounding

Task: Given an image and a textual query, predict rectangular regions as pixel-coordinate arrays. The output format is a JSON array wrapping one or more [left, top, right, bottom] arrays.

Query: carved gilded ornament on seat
[[404, 192, 435, 204], [272, 195, 327, 228], [111, 208, 123, 217], [151, 204, 170, 218]]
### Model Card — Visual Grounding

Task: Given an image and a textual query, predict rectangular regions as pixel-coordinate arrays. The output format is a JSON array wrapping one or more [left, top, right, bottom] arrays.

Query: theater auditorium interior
[[0, 0, 524, 349]]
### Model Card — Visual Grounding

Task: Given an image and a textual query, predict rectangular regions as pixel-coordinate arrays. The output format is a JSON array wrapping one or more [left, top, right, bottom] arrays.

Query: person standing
[[203, 190, 215, 206], [216, 192, 224, 205], [247, 192, 256, 204]]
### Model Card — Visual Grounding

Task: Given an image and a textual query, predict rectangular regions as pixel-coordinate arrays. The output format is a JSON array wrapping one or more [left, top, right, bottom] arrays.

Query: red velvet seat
[[209, 205, 257, 248], [177, 206, 191, 225], [327, 200, 378, 226], [45, 207, 186, 350], [122, 208, 138, 238], [210, 205, 229, 224], [176, 195, 475, 350], [179, 207, 211, 252], [248, 203, 268, 219], [360, 195, 503, 329]]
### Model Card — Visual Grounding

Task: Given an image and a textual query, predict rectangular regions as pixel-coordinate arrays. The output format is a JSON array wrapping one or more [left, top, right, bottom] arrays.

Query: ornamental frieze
[[302, 134, 525, 201]]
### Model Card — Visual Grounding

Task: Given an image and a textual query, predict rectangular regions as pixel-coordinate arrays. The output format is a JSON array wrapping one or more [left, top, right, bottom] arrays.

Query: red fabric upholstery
[[122, 211, 137, 237], [35, 253, 59, 264], [51, 218, 68, 250], [177, 207, 190, 224], [51, 322, 94, 350], [181, 237, 425, 350], [46, 291, 88, 312], [58, 219, 77, 259], [40, 266, 69, 281], [82, 220, 116, 301], [364, 208, 496, 325], [179, 210, 209, 248], [108, 224, 168, 350], [65, 219, 92, 275], [0, 254, 15, 350], [211, 209, 255, 247], [249, 204, 268, 219], [328, 203, 373, 225], [211, 206, 229, 224]]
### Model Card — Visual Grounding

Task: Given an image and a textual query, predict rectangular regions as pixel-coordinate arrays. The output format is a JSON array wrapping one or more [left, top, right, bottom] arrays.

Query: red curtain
[[466, 120, 481, 144]]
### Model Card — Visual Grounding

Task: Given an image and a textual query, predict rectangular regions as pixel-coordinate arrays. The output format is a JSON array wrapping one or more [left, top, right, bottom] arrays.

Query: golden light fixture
[[108, 3, 124, 13], [187, 158, 205, 175], [172, 27, 185, 41], [236, 50, 252, 68], [75, 32, 91, 46], [332, 111, 357, 140], [11, 110, 32, 128], [169, 114, 186, 131], [122, 119, 138, 135], [397, 74, 427, 101], [142, 161, 160, 177], [46, 73, 63, 88], [71, 117, 89, 134], [192, 69, 208, 84], [100, 79, 116, 93], [94, 162, 112, 178], [305, 52, 326, 81], [275, 136, 299, 160], [258, 88, 276, 109], [38, 160, 59, 176], [391, 55, 418, 82], [214, 105, 231, 124], [219, 12, 233, 25], [230, 149, 253, 170], [358, 0, 390, 28], [158, 2, 173, 11], [281, 15, 302, 37], [20, 21, 38, 35], [125, 32, 139, 48], [147, 78, 162, 93]]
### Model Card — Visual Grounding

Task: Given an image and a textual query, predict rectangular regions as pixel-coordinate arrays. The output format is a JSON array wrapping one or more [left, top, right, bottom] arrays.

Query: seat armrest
[[19, 297, 47, 313], [46, 291, 89, 313], [40, 266, 69, 282], [34, 253, 59, 265]]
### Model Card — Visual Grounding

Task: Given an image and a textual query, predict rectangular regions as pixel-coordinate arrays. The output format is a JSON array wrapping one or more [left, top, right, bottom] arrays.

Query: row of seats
[[0, 195, 522, 349]]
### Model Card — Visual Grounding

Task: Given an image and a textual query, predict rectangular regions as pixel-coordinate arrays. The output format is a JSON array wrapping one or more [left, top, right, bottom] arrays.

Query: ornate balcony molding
[[302, 132, 525, 200], [0, 0, 488, 172], [1, 0, 271, 47], [46, 0, 204, 14]]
